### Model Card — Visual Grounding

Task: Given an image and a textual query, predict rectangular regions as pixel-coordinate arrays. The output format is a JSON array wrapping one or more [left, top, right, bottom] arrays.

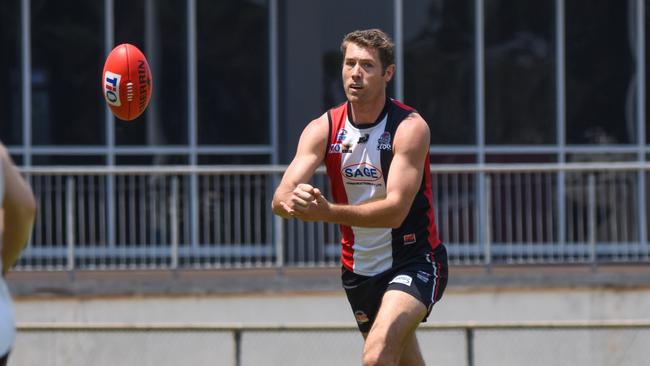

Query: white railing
[[15, 162, 650, 271]]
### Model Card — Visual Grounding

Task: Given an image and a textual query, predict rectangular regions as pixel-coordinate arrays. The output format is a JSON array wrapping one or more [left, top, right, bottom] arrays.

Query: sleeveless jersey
[[324, 98, 441, 276]]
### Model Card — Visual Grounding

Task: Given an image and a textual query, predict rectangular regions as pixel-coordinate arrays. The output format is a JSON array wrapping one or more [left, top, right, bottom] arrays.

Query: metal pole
[[268, 0, 284, 268], [475, 0, 485, 163], [475, 0, 487, 267], [556, 0, 567, 260], [105, 0, 116, 250], [21, 0, 31, 167], [269, 0, 279, 165], [187, 0, 199, 250], [635, 0, 647, 259], [394, 0, 404, 102]]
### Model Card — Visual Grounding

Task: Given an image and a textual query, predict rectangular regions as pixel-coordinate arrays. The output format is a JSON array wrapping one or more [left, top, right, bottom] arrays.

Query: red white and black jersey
[[324, 98, 441, 276]]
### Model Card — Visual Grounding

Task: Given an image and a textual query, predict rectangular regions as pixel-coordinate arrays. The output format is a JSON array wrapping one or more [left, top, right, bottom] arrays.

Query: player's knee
[[362, 339, 398, 366], [362, 352, 397, 366]]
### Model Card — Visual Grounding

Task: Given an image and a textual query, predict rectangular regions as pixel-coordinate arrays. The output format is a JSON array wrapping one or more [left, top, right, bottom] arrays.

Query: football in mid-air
[[102, 43, 152, 121]]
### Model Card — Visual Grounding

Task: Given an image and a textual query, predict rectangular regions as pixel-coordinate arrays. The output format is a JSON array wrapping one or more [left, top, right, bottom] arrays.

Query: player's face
[[342, 43, 394, 104]]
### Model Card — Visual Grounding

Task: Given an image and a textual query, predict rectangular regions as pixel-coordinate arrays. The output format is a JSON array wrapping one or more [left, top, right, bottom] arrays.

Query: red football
[[102, 43, 152, 121]]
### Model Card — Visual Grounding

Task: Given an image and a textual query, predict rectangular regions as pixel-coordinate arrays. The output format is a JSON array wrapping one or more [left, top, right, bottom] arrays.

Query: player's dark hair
[[340, 29, 395, 74]]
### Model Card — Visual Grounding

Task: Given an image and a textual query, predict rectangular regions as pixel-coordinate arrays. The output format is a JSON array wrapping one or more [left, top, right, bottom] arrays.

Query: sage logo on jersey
[[342, 162, 383, 182], [377, 131, 392, 151], [103, 71, 122, 107]]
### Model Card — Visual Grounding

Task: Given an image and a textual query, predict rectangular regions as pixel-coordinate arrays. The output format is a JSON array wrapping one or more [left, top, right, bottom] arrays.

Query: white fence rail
[[16, 163, 650, 271], [14, 320, 650, 366]]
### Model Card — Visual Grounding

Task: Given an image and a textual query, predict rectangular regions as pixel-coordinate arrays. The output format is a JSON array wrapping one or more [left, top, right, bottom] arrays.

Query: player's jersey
[[0, 157, 16, 356], [324, 98, 441, 276]]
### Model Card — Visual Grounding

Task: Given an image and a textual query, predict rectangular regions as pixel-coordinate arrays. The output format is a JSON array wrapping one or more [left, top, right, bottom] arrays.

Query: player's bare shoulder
[[295, 112, 331, 158], [394, 111, 430, 150], [303, 112, 330, 135], [300, 113, 329, 143]]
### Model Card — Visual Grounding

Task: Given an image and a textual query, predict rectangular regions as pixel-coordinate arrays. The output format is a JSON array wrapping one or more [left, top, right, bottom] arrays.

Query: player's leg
[[363, 329, 425, 366], [362, 289, 427, 366], [398, 331, 425, 366]]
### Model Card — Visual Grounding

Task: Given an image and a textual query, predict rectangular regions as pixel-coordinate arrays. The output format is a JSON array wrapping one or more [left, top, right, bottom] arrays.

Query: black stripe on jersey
[[380, 100, 429, 264], [379, 100, 416, 185], [347, 99, 391, 129]]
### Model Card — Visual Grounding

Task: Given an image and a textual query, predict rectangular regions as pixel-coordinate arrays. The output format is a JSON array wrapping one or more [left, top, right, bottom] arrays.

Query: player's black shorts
[[342, 244, 448, 333], [0, 351, 9, 366]]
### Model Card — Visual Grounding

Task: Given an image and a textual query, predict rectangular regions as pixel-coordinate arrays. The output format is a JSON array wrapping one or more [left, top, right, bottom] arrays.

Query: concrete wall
[[10, 285, 650, 366]]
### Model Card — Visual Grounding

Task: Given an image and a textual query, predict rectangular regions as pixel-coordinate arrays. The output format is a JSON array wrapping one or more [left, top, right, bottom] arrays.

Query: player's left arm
[[290, 113, 430, 228]]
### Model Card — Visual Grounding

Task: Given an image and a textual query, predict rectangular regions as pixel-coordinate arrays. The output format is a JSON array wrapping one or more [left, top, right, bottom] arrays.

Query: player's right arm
[[272, 114, 329, 219], [0, 144, 36, 275]]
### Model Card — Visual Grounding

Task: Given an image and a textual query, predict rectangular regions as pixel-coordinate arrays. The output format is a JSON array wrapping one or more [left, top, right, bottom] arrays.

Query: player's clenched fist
[[290, 184, 317, 208]]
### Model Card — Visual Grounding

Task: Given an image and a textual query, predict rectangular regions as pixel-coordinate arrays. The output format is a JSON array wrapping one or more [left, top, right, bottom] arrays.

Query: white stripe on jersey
[[337, 114, 393, 275]]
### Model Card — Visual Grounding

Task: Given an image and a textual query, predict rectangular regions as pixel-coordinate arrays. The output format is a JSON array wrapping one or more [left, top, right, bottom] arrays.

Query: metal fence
[[13, 320, 650, 366], [15, 162, 650, 271]]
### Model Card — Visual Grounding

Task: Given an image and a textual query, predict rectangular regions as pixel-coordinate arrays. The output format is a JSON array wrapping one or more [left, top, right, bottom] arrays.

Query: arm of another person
[[288, 113, 430, 228], [271, 114, 329, 219], [1, 145, 37, 275]]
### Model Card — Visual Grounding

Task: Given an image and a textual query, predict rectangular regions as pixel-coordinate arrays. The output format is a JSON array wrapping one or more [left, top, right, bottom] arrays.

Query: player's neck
[[349, 94, 387, 125]]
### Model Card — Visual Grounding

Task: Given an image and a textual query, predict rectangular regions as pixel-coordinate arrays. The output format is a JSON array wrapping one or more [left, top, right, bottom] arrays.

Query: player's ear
[[383, 64, 395, 82]]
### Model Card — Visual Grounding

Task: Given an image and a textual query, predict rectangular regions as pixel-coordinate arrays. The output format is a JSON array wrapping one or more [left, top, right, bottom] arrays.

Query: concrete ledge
[[7, 264, 650, 298]]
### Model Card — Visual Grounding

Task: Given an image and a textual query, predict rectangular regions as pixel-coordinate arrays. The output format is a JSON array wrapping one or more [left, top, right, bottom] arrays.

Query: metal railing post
[[170, 176, 179, 270], [484, 175, 492, 272], [588, 173, 597, 268], [65, 176, 75, 272], [272, 171, 284, 268]]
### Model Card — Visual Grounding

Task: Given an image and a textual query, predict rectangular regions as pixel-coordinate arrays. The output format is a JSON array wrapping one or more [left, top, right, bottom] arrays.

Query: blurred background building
[[4, 2, 650, 365], [1, 0, 647, 167]]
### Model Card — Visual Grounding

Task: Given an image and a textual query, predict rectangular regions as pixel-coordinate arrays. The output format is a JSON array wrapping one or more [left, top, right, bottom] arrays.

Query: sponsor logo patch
[[354, 310, 369, 324], [389, 274, 413, 287], [358, 133, 369, 144], [342, 162, 383, 182], [329, 143, 342, 154], [417, 270, 430, 283], [377, 131, 392, 151], [137, 59, 150, 112], [403, 233, 416, 245], [336, 129, 348, 143], [103, 71, 122, 106]]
